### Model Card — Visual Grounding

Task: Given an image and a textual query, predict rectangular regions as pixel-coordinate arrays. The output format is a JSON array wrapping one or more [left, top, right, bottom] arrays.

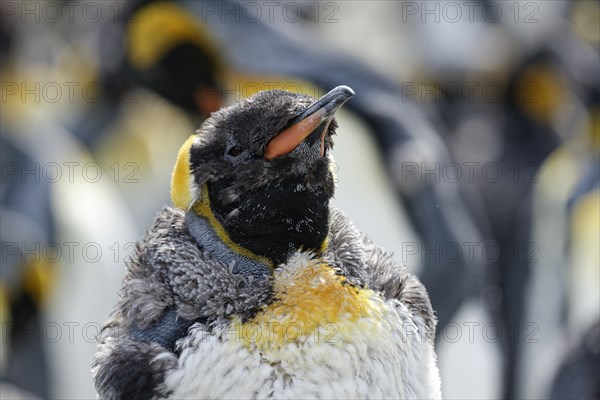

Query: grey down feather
[[92, 205, 435, 399]]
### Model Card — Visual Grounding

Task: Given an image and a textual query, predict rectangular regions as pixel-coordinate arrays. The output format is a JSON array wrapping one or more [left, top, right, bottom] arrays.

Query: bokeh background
[[1, 1, 598, 399]]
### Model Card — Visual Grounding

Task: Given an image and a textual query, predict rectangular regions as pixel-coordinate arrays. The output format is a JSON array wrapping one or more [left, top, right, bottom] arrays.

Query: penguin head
[[171, 86, 354, 266]]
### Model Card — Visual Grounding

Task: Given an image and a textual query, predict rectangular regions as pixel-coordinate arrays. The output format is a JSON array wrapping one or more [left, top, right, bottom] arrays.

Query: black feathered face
[[173, 87, 354, 265], [189, 90, 339, 202]]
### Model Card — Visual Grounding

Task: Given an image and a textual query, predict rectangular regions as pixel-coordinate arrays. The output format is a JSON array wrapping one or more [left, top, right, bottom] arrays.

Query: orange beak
[[264, 85, 355, 160]]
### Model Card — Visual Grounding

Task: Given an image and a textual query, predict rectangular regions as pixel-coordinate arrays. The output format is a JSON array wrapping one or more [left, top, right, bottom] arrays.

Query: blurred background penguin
[[0, 1, 598, 399]]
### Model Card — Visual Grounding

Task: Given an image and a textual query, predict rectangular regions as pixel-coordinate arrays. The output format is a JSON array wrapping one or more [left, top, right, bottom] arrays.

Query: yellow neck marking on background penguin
[[127, 2, 222, 71], [193, 186, 274, 269], [241, 259, 381, 348], [171, 135, 199, 210]]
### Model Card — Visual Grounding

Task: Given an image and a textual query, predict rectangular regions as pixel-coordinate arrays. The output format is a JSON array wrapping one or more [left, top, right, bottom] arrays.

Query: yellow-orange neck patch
[[239, 256, 380, 349]]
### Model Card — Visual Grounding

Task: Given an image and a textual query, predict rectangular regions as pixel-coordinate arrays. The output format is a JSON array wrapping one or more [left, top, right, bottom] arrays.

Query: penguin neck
[[185, 209, 273, 280], [202, 181, 330, 266]]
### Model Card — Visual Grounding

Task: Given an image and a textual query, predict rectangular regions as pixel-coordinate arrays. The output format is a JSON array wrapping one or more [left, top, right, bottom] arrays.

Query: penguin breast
[[163, 252, 442, 399]]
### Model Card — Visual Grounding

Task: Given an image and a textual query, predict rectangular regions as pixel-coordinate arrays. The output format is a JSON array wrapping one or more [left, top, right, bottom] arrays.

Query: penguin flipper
[[363, 240, 436, 339], [128, 308, 200, 353], [328, 207, 436, 339]]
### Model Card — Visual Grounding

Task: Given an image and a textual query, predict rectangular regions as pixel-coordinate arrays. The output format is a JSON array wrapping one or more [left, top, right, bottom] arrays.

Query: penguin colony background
[[2, 1, 598, 399], [92, 86, 442, 399]]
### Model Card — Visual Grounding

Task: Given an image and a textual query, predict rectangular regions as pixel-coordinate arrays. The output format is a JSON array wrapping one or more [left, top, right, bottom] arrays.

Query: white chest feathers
[[162, 255, 442, 399]]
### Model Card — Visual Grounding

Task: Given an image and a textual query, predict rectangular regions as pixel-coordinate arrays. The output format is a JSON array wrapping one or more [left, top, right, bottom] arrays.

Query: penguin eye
[[227, 145, 242, 158]]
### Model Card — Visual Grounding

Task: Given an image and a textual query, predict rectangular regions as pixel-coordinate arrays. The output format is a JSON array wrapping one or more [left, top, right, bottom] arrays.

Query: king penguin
[[92, 86, 442, 399]]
